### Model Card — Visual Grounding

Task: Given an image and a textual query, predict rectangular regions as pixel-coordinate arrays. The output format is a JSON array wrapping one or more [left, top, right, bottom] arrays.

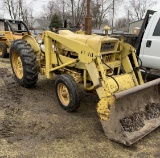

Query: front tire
[[10, 39, 38, 87], [55, 74, 80, 112], [0, 42, 9, 58]]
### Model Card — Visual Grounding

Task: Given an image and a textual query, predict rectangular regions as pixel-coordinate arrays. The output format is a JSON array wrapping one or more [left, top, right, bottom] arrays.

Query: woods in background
[[2, 0, 158, 30]]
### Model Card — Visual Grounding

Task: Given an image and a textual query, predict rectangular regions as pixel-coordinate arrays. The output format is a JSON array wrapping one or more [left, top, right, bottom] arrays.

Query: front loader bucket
[[100, 78, 160, 146]]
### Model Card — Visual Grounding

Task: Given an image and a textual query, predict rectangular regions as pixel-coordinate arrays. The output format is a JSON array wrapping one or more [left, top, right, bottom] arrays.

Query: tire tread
[[10, 39, 38, 87]]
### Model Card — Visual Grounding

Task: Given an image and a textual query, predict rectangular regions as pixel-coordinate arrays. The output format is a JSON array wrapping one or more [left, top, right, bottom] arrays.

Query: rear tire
[[0, 42, 9, 58], [10, 39, 38, 87], [55, 74, 80, 112]]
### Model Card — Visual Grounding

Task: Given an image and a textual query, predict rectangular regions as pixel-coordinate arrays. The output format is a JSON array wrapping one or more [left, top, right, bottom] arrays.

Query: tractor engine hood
[[59, 30, 119, 53]]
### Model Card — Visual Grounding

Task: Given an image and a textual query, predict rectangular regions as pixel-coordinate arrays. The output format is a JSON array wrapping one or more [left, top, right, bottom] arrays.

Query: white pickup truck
[[139, 11, 160, 70]]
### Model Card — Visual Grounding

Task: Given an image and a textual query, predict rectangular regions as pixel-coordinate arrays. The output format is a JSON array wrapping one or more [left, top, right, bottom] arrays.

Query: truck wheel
[[10, 39, 38, 87], [55, 74, 80, 112], [0, 42, 9, 58]]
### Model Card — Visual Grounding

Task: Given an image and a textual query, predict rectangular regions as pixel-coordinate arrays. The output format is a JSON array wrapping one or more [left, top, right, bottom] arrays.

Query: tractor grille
[[103, 54, 112, 62], [101, 42, 115, 52]]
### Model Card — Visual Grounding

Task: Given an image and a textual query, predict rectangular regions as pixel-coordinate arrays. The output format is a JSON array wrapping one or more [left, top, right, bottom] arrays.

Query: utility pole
[[71, 0, 74, 25], [85, 0, 92, 35], [128, 10, 130, 33], [112, 0, 115, 33]]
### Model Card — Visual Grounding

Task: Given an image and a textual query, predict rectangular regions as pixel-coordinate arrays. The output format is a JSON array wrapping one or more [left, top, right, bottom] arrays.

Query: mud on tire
[[55, 74, 80, 112], [0, 42, 9, 58], [10, 39, 38, 87]]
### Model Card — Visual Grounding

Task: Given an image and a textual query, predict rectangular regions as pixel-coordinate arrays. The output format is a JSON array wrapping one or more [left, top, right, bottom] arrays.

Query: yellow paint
[[105, 74, 136, 93], [22, 35, 41, 55], [21, 30, 145, 121], [57, 83, 70, 106], [97, 96, 115, 120], [11, 50, 23, 79], [75, 30, 85, 34]]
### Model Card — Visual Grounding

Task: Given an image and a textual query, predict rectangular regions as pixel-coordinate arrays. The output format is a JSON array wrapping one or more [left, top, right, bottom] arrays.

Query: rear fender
[[22, 35, 41, 55], [22, 35, 41, 71]]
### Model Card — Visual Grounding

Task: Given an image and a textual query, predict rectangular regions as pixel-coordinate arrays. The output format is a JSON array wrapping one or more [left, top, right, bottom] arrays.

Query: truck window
[[153, 18, 160, 36]]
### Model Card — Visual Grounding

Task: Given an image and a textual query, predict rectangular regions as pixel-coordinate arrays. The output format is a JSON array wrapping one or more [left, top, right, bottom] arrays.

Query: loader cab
[[0, 19, 30, 35], [139, 12, 160, 69]]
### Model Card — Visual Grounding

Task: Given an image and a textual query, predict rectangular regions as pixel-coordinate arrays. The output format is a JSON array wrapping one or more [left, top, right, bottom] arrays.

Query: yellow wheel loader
[[0, 19, 30, 58], [9, 29, 160, 146]]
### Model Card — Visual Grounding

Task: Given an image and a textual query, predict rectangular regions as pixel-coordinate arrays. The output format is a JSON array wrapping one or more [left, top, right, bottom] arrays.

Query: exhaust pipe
[[85, 0, 92, 35]]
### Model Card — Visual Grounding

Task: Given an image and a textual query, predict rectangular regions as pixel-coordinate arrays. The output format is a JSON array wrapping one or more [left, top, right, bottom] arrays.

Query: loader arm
[[42, 31, 143, 84], [43, 31, 97, 64]]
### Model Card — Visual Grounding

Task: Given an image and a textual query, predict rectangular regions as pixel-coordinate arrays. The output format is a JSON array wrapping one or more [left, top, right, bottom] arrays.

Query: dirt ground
[[0, 58, 159, 158]]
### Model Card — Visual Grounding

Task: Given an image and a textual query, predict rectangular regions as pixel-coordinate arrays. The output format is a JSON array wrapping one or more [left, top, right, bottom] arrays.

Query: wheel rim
[[57, 83, 70, 106], [0, 47, 2, 56], [12, 50, 23, 79]]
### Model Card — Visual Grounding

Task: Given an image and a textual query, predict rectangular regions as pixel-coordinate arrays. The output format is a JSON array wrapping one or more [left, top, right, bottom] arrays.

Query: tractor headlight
[[38, 39, 42, 44]]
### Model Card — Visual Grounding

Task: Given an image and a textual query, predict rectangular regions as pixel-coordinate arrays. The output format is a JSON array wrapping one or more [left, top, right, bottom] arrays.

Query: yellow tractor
[[9, 28, 160, 146], [0, 19, 30, 58]]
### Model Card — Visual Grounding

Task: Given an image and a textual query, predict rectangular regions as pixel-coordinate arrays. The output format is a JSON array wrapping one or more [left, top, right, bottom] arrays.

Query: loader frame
[[24, 31, 144, 118]]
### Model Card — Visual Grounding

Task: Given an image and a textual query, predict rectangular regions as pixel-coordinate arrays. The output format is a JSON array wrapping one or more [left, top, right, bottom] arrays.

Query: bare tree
[[91, 0, 123, 29], [62, 0, 66, 23], [59, 0, 87, 26], [4, 0, 19, 19], [40, 0, 86, 27], [40, 1, 56, 20], [3, 0, 34, 29], [71, 0, 74, 24], [40, 0, 123, 28], [91, 0, 113, 28], [40, 0, 70, 20], [115, 17, 132, 29], [74, 0, 86, 26], [126, 0, 157, 21], [3, 0, 33, 24]]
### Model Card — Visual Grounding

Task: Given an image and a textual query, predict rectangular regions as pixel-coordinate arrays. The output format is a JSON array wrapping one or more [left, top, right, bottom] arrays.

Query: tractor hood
[[59, 30, 119, 53]]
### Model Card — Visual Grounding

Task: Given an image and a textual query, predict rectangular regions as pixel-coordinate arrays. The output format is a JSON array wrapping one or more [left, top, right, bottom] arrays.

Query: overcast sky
[[0, 0, 45, 18], [0, 0, 160, 19]]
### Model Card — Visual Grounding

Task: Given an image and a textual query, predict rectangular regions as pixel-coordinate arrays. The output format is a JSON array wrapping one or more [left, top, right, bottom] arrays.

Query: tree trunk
[[71, 0, 74, 25]]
